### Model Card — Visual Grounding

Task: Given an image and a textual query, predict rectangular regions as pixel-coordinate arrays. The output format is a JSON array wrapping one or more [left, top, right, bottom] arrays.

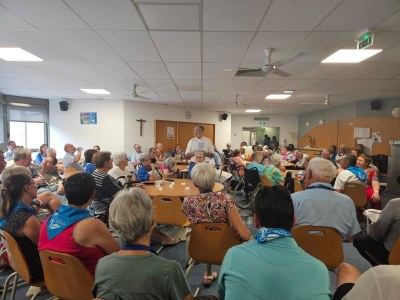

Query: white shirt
[[333, 170, 364, 190], [186, 136, 214, 163]]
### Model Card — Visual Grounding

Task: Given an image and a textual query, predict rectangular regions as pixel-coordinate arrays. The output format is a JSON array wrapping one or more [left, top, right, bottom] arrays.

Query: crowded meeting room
[[1, 0, 400, 299]]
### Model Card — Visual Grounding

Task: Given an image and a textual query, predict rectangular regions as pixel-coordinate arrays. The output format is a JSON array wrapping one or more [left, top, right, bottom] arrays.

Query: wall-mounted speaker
[[59, 100, 69, 111], [371, 100, 381, 110], [221, 113, 228, 120]]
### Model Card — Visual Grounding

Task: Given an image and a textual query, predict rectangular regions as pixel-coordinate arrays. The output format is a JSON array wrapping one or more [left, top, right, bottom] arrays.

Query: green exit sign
[[259, 121, 266, 125], [357, 33, 374, 50]]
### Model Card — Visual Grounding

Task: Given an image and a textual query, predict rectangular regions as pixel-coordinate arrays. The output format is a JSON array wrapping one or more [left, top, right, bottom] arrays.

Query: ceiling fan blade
[[271, 67, 290, 77], [300, 102, 325, 105]]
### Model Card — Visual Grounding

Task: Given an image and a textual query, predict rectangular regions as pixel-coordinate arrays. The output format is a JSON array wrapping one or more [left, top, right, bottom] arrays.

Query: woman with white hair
[[265, 153, 285, 186], [182, 163, 251, 288], [93, 188, 191, 299], [108, 151, 136, 186], [160, 157, 176, 178]]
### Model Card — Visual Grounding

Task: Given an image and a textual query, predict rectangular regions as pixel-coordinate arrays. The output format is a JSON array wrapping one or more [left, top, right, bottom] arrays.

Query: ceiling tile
[[139, 4, 199, 30], [146, 80, 177, 91], [202, 63, 238, 79], [260, 0, 341, 31], [150, 31, 200, 62], [254, 79, 290, 91], [298, 64, 351, 80], [203, 0, 270, 31], [1, 0, 89, 29], [330, 63, 393, 80], [0, 6, 34, 29], [166, 63, 201, 79], [66, 0, 145, 30], [203, 32, 254, 62], [89, 60, 140, 80], [174, 79, 201, 91], [98, 30, 161, 62], [127, 62, 171, 79], [202, 79, 230, 90]]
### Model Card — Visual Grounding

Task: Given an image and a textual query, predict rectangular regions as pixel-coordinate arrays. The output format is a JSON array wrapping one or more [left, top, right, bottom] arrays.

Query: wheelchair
[[231, 167, 261, 210]]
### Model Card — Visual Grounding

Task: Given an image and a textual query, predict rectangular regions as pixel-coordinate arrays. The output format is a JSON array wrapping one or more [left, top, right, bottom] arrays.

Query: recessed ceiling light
[[245, 109, 261, 113], [265, 94, 291, 100], [80, 89, 110, 95], [322, 49, 382, 63], [284, 90, 294, 94], [0, 47, 43, 61]]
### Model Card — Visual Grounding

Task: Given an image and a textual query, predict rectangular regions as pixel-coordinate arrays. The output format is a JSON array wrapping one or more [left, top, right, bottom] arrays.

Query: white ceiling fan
[[300, 94, 332, 106], [231, 94, 250, 107], [125, 84, 151, 100], [236, 48, 291, 77]]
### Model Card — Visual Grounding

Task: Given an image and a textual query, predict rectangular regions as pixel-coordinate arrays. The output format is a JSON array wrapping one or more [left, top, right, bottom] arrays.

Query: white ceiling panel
[[243, 32, 309, 63], [65, 0, 145, 30], [254, 79, 290, 91], [174, 79, 201, 91], [157, 91, 181, 99], [166, 63, 201, 79], [316, 0, 400, 32], [138, 4, 199, 30], [47, 61, 104, 78], [298, 64, 351, 80], [330, 63, 393, 80], [260, 0, 341, 31], [128, 62, 171, 79], [307, 79, 348, 91], [0, 6, 34, 29], [202, 63, 238, 79], [0, 61, 43, 78], [0, 0, 89, 29], [43, 29, 122, 61], [203, 0, 269, 31], [280, 80, 320, 91], [376, 10, 400, 31], [203, 32, 254, 62], [150, 31, 200, 62], [146, 80, 177, 91], [90, 60, 140, 80], [179, 91, 201, 99], [16, 61, 77, 79], [227, 78, 261, 93], [97, 30, 161, 62], [202, 79, 230, 91], [0, 29, 80, 60]]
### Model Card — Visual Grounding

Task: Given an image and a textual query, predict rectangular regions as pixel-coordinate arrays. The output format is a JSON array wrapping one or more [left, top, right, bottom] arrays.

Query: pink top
[[39, 217, 106, 277]]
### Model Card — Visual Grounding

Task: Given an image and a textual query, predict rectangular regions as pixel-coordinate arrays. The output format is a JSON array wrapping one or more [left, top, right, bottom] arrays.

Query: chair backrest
[[294, 179, 304, 192], [291, 225, 344, 269], [0, 230, 32, 283], [244, 167, 261, 194], [228, 160, 244, 181], [39, 250, 94, 300], [152, 195, 190, 226], [341, 182, 367, 208], [389, 238, 400, 265], [261, 175, 273, 187], [188, 223, 241, 265]]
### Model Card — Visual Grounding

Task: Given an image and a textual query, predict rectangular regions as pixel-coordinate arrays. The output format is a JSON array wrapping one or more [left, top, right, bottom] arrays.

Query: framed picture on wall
[[80, 112, 97, 124]]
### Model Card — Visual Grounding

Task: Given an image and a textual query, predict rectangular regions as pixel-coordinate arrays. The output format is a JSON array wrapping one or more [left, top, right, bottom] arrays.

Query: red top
[[39, 217, 106, 277]]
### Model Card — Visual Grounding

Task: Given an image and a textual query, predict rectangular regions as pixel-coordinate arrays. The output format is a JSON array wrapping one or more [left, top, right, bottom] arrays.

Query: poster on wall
[[354, 127, 370, 138], [167, 127, 174, 139], [80, 112, 97, 125], [372, 132, 382, 143]]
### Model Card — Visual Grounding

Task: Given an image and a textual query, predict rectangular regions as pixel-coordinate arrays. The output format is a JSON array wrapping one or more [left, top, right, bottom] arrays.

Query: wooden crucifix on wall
[[136, 118, 146, 136]]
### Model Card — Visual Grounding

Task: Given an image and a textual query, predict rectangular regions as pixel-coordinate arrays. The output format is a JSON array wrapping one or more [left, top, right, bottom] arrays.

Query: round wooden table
[[143, 179, 224, 197]]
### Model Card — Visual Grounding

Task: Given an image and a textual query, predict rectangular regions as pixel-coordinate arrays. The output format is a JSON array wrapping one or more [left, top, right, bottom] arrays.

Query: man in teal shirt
[[218, 186, 331, 300]]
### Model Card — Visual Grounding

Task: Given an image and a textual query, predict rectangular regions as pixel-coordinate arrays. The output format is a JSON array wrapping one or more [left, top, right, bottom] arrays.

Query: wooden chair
[[389, 238, 400, 265], [39, 250, 93, 300], [185, 223, 242, 296], [291, 225, 344, 270], [341, 182, 367, 208], [0, 230, 46, 300], [293, 179, 304, 192], [152, 195, 190, 253], [261, 175, 273, 187]]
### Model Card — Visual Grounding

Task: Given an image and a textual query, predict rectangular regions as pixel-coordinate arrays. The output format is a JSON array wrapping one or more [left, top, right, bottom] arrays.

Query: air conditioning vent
[[235, 68, 266, 77]]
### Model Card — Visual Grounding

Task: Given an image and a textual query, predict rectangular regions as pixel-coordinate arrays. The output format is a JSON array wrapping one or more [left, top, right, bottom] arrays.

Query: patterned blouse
[[365, 166, 379, 187], [182, 192, 235, 224]]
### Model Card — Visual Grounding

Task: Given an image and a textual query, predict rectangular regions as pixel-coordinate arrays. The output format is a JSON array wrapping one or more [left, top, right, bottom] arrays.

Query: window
[[10, 121, 46, 149]]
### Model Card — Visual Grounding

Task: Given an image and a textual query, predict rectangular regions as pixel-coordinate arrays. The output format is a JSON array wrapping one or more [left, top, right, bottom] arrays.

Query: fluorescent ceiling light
[[265, 94, 291, 100], [245, 109, 261, 113], [80, 89, 110, 95], [0, 47, 43, 61], [8, 102, 32, 107], [322, 49, 382, 63], [284, 90, 294, 94]]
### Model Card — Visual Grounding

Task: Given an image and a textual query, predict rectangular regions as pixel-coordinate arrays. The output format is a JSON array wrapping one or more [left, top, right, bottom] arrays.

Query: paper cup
[[181, 182, 186, 186], [158, 187, 163, 191], [185, 187, 190, 191]]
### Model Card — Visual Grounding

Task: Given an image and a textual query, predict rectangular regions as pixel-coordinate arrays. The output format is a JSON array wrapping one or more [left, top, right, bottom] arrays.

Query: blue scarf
[[347, 166, 367, 183], [256, 227, 292, 244], [47, 205, 90, 240], [0, 202, 37, 227]]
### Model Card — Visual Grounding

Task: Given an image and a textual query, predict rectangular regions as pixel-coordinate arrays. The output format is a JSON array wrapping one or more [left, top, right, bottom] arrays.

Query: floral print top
[[182, 192, 235, 224]]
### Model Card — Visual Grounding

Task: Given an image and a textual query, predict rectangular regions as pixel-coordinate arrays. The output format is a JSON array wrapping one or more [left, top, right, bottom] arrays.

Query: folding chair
[[294, 179, 304, 192], [152, 195, 190, 253], [291, 225, 344, 270], [388, 238, 400, 265], [0, 230, 46, 300], [39, 250, 94, 300], [341, 182, 367, 208], [261, 175, 273, 187], [185, 223, 241, 296]]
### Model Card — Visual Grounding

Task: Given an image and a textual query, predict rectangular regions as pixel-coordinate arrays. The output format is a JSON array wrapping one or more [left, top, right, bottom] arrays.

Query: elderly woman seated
[[0, 167, 61, 282], [39, 173, 120, 277], [93, 188, 191, 299], [182, 163, 251, 287], [108, 151, 135, 186], [247, 152, 284, 186], [137, 154, 161, 182], [160, 157, 176, 178]]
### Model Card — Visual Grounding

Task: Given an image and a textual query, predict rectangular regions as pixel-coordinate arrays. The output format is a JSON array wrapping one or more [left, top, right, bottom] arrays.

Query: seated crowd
[[0, 136, 398, 299]]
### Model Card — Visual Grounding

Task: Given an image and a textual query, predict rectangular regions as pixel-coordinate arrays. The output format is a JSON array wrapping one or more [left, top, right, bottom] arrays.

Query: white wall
[[231, 114, 299, 148], [49, 99, 125, 156], [123, 101, 231, 153]]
